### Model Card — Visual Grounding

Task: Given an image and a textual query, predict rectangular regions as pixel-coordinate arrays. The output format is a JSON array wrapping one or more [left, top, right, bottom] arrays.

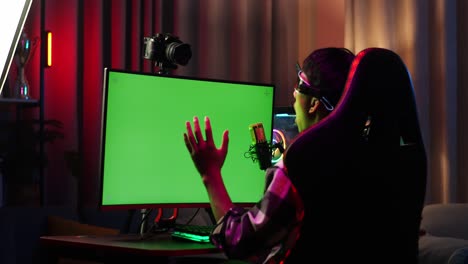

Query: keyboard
[[171, 224, 215, 243]]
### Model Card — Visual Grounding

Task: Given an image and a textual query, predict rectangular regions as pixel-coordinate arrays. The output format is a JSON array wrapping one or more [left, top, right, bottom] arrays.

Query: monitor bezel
[[99, 68, 275, 210], [273, 106, 295, 115]]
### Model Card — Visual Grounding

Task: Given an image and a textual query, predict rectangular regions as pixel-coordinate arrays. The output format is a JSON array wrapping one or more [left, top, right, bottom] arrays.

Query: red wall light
[[46, 31, 52, 67]]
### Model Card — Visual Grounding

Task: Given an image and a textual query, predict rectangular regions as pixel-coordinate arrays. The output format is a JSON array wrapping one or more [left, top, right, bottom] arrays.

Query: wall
[[13, 0, 346, 207]]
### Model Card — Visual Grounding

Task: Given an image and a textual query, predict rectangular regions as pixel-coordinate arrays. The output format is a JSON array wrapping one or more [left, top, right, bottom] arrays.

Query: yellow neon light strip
[[47, 31, 52, 67]]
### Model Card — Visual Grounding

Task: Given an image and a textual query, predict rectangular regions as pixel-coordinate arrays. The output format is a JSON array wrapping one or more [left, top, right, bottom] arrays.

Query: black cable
[[139, 208, 153, 232], [183, 208, 200, 225]]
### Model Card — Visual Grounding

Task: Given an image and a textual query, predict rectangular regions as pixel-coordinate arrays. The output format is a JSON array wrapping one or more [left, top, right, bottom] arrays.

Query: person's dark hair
[[301, 47, 355, 108]]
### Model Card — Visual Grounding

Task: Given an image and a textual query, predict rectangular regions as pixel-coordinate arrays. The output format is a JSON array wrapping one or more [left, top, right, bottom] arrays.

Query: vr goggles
[[295, 62, 334, 111]]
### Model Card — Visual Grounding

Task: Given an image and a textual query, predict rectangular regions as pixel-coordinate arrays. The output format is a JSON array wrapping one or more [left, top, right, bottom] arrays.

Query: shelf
[[0, 98, 39, 105]]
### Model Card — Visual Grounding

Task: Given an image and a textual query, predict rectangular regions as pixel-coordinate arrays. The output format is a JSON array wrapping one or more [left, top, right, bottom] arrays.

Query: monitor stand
[[139, 208, 179, 235]]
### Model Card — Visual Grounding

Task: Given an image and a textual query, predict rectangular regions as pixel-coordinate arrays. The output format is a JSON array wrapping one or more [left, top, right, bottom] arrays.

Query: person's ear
[[308, 97, 320, 114]]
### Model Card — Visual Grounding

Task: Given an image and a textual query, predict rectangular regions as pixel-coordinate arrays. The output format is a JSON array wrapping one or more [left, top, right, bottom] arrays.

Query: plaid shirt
[[210, 160, 304, 264]]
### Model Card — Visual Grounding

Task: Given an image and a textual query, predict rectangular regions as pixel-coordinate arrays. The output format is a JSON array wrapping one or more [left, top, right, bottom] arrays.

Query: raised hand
[[183, 116, 229, 176]]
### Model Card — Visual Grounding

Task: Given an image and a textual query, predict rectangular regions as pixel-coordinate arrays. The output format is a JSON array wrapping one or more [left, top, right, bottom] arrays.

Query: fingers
[[193, 116, 204, 144], [185, 120, 197, 152], [220, 129, 229, 156], [204, 116, 214, 146], [185, 116, 217, 149], [183, 132, 193, 153]]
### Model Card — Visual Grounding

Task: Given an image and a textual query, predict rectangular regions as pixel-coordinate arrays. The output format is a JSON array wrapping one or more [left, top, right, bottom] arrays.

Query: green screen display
[[100, 69, 275, 209]]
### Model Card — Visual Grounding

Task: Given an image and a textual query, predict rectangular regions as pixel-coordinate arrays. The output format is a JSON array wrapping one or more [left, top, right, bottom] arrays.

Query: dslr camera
[[143, 33, 192, 73]]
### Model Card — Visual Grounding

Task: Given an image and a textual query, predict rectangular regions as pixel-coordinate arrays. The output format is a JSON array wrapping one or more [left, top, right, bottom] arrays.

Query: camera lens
[[165, 42, 192, 66]]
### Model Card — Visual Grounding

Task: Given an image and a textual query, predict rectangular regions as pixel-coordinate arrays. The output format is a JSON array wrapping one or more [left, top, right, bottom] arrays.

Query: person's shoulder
[[265, 160, 290, 186], [266, 160, 286, 175]]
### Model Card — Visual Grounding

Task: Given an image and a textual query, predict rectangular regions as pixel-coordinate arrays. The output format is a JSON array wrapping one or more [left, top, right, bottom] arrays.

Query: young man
[[183, 47, 355, 263]]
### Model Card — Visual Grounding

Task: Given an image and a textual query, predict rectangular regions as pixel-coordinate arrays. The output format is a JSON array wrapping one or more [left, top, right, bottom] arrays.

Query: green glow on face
[[101, 70, 274, 207]]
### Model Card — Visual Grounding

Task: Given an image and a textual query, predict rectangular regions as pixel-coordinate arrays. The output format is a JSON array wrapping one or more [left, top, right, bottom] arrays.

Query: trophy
[[13, 32, 36, 100]]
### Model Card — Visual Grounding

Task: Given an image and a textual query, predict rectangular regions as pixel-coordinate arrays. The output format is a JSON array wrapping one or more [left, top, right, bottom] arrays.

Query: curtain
[[40, 0, 347, 206], [345, 0, 468, 204], [29, 0, 466, 207]]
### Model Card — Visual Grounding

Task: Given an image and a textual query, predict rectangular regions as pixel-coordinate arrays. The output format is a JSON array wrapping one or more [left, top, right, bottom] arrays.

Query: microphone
[[248, 123, 272, 171]]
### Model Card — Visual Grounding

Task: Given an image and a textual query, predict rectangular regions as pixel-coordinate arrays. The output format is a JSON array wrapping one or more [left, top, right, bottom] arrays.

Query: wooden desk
[[40, 233, 222, 263]]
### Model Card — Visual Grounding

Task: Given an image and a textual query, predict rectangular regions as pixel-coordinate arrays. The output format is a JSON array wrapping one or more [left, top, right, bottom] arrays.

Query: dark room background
[[1, 0, 346, 208], [2, 0, 468, 208]]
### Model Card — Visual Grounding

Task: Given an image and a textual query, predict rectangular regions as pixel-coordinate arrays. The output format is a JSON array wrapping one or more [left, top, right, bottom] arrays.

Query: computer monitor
[[100, 68, 275, 210], [0, 0, 33, 94], [272, 107, 298, 164]]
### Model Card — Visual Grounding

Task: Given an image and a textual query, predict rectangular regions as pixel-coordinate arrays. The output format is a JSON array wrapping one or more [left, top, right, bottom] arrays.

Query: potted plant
[[0, 118, 63, 205]]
